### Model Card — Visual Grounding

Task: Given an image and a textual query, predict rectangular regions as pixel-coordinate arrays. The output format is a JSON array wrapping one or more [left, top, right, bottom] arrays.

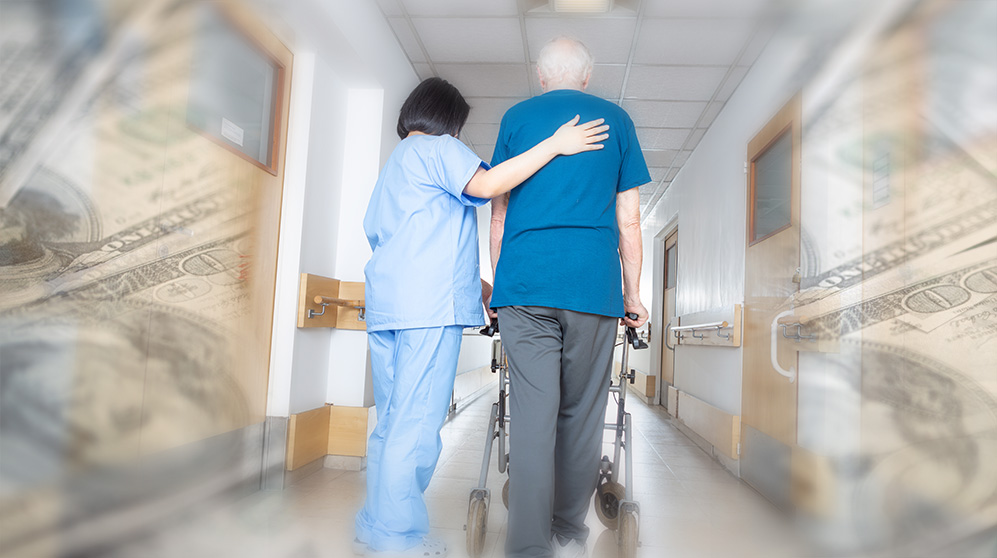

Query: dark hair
[[397, 77, 470, 139]]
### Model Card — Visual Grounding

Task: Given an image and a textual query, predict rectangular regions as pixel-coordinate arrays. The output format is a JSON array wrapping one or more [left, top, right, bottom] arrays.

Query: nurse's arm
[[462, 116, 608, 199]]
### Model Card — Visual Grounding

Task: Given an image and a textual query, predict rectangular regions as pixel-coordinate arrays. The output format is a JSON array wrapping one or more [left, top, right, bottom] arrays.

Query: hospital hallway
[[1, 0, 996, 557], [93, 392, 807, 558]]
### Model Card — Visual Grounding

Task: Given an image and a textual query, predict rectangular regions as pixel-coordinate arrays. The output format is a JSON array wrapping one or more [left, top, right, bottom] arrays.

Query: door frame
[[649, 216, 678, 407]]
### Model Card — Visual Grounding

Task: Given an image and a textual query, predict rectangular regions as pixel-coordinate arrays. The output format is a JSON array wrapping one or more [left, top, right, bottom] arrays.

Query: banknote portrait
[[0, 0, 289, 554], [785, 1, 997, 552]]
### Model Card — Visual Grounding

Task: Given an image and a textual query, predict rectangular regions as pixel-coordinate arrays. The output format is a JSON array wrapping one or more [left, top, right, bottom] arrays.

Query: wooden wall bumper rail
[[297, 273, 366, 330]]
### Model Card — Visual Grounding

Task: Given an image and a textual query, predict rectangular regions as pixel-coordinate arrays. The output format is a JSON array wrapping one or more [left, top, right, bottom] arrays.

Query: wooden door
[[740, 96, 802, 504], [96, 0, 293, 453], [660, 230, 678, 406]]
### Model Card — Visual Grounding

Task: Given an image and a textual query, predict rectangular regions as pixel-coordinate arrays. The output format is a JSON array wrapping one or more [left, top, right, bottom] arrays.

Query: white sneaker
[[551, 535, 587, 558], [365, 537, 448, 557]]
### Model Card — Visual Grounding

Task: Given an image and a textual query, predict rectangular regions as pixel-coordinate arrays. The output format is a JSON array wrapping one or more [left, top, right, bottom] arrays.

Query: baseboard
[[286, 404, 373, 472], [666, 385, 679, 417], [612, 361, 655, 405], [262, 416, 288, 490], [633, 370, 656, 401], [324, 455, 367, 471], [676, 391, 741, 460]]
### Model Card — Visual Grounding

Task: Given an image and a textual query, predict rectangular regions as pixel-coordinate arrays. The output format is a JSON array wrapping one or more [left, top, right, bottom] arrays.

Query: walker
[[464, 314, 647, 558]]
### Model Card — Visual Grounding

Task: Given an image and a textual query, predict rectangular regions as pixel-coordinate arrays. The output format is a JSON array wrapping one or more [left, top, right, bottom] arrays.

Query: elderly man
[[488, 37, 650, 558]]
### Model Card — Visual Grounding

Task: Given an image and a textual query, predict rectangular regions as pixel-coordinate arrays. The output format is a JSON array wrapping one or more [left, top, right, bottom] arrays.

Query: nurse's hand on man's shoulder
[[550, 115, 609, 156]]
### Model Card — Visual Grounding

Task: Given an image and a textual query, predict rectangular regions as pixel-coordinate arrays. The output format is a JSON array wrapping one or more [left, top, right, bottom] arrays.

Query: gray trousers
[[498, 306, 618, 558]]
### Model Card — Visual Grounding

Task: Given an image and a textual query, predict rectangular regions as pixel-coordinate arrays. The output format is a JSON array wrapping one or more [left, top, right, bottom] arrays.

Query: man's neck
[[543, 84, 583, 93]]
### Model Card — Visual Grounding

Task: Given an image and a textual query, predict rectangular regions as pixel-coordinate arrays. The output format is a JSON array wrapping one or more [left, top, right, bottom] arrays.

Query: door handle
[[663, 320, 676, 351], [770, 310, 797, 383]]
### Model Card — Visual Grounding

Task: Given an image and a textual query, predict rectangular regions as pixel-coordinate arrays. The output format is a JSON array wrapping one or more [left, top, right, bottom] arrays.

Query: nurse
[[355, 77, 609, 558]]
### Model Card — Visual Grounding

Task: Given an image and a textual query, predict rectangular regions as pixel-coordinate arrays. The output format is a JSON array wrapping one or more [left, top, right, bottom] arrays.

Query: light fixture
[[550, 0, 614, 13]]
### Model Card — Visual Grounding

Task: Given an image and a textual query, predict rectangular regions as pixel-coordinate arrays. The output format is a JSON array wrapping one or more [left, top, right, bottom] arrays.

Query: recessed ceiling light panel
[[550, 0, 614, 13]]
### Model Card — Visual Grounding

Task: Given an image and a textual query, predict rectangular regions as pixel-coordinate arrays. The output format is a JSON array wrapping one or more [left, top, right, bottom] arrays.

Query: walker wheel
[[618, 508, 639, 558], [465, 496, 488, 557], [594, 481, 626, 530], [502, 478, 510, 510]]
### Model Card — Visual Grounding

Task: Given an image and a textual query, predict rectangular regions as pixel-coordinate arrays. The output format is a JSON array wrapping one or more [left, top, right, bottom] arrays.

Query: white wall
[[265, 0, 417, 417], [638, 8, 841, 416], [290, 57, 350, 414], [639, 0, 909, 419], [266, 0, 494, 417]]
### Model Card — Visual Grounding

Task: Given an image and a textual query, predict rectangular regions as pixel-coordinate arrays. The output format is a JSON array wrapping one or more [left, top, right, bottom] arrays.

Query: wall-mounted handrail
[[670, 320, 729, 332], [666, 305, 742, 348], [313, 296, 364, 308], [309, 295, 365, 320]]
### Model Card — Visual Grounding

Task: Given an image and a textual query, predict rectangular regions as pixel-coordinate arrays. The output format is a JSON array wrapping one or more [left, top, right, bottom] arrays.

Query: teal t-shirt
[[489, 89, 651, 318]]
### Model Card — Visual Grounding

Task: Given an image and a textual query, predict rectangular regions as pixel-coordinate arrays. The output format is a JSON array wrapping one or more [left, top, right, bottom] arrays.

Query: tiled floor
[[103, 385, 806, 557], [266, 387, 807, 558]]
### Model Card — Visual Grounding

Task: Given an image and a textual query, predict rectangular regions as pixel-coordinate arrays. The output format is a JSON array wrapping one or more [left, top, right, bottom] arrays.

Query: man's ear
[[581, 72, 591, 91], [537, 67, 547, 92]]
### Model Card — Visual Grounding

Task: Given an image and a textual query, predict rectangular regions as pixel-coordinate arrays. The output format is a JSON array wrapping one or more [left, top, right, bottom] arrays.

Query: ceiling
[[374, 0, 776, 212]]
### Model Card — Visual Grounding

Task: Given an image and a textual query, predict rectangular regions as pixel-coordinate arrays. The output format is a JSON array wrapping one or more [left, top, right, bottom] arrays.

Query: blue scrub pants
[[355, 326, 463, 552]]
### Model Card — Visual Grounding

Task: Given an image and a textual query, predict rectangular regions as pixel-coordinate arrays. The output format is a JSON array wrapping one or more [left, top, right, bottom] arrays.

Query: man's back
[[490, 89, 650, 317]]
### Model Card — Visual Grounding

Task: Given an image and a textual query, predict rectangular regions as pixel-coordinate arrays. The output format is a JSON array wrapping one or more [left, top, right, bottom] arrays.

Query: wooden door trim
[[650, 218, 678, 406], [185, 1, 291, 176], [747, 96, 801, 247]]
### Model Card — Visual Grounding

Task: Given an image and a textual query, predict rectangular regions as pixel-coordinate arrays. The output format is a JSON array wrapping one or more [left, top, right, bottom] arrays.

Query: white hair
[[537, 37, 594, 89]]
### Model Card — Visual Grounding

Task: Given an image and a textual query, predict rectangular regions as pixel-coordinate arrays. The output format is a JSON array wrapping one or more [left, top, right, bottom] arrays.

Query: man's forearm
[[619, 223, 642, 304], [616, 187, 643, 305], [489, 194, 509, 279]]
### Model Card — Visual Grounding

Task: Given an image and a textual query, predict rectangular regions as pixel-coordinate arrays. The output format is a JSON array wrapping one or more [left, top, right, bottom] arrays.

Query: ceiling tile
[[638, 183, 659, 197], [461, 123, 501, 146], [401, 0, 520, 17], [585, 64, 626, 100], [435, 64, 531, 97], [388, 18, 427, 63], [643, 0, 771, 18], [715, 66, 749, 101], [413, 63, 434, 80], [624, 66, 728, 101], [648, 167, 669, 182], [666, 168, 681, 181], [636, 127, 691, 151], [621, 100, 707, 128], [467, 97, 525, 123], [642, 149, 678, 167], [413, 18, 525, 63], [635, 19, 753, 66], [525, 17, 637, 64], [531, 64, 625, 100]]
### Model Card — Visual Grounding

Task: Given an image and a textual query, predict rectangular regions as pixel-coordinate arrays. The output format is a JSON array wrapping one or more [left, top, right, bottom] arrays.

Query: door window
[[750, 130, 793, 243]]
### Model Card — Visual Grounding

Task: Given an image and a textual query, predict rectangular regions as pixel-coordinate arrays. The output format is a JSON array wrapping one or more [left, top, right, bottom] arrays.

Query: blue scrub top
[[363, 134, 490, 332], [490, 89, 651, 318]]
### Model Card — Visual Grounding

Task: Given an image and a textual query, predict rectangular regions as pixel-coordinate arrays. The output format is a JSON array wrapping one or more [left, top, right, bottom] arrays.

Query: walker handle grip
[[624, 313, 648, 350], [480, 316, 499, 337]]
